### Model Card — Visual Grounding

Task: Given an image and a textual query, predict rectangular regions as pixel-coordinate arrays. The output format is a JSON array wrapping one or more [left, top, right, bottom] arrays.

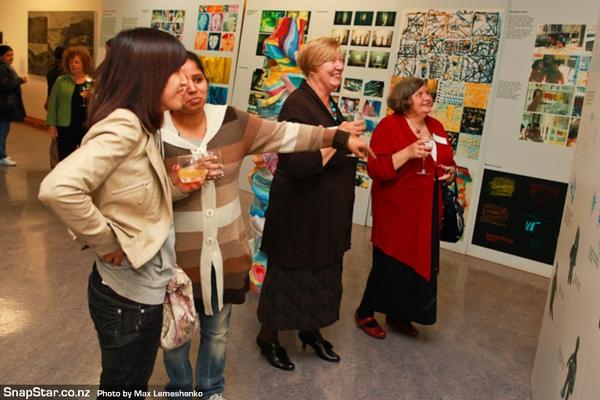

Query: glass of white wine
[[177, 154, 207, 183], [416, 131, 433, 176], [346, 111, 365, 158]]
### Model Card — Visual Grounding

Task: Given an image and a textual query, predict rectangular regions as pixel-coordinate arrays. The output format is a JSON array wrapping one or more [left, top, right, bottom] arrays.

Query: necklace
[[307, 79, 340, 124], [405, 116, 426, 137], [329, 98, 341, 124]]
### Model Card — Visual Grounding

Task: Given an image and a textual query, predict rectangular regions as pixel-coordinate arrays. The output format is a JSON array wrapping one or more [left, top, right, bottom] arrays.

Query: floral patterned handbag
[[161, 265, 200, 350]]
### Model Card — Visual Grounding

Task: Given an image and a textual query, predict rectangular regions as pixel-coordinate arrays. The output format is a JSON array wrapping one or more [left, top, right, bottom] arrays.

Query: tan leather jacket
[[39, 108, 175, 268]]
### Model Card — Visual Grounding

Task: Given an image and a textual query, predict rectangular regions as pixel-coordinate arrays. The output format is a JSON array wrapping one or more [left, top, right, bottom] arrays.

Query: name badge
[[433, 134, 447, 145]]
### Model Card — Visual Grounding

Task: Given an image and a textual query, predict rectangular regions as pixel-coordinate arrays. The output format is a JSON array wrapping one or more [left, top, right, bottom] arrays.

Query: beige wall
[[0, 0, 103, 120]]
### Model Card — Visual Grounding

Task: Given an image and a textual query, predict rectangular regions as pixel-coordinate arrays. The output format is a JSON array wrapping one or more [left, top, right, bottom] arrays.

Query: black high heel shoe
[[256, 337, 295, 371], [298, 331, 340, 362]]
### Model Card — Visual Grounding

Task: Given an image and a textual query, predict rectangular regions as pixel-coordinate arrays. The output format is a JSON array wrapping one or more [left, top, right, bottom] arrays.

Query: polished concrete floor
[[0, 123, 550, 399]]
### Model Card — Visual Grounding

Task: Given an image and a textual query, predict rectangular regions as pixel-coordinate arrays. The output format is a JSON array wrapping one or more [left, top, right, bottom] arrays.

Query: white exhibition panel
[[233, 0, 508, 228], [92, 0, 599, 277], [532, 9, 600, 398], [389, 0, 509, 256], [481, 0, 597, 182], [466, 0, 600, 277], [99, 0, 244, 104], [364, 0, 508, 255]]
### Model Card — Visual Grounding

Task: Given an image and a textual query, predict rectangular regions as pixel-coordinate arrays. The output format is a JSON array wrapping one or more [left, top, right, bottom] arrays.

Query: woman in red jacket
[[354, 77, 456, 339]]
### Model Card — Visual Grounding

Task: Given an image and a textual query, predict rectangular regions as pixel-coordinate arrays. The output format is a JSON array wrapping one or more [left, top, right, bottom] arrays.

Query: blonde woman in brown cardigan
[[160, 52, 368, 400]]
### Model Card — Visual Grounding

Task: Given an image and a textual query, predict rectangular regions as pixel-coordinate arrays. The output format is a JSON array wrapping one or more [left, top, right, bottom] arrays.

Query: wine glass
[[80, 78, 93, 108], [177, 154, 207, 183], [79, 84, 87, 108], [416, 131, 432, 175], [203, 149, 224, 180], [346, 111, 364, 158]]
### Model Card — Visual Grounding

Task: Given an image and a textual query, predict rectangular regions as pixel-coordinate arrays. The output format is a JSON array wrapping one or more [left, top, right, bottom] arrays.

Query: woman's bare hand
[[404, 139, 432, 159], [81, 88, 94, 99], [47, 125, 58, 139], [203, 154, 225, 181], [169, 164, 203, 193], [439, 164, 457, 182], [339, 120, 365, 137], [101, 249, 126, 266], [346, 136, 376, 159]]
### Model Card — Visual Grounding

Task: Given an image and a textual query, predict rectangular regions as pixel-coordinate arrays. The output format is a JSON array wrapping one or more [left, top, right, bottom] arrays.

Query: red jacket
[[367, 113, 455, 281]]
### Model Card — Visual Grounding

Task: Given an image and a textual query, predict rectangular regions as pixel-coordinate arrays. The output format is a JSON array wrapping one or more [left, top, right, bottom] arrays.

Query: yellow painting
[[464, 82, 490, 109], [431, 103, 463, 132], [200, 56, 232, 85]]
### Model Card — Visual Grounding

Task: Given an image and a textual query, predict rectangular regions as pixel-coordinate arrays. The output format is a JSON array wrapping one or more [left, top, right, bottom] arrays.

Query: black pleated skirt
[[257, 258, 343, 331], [359, 181, 440, 325]]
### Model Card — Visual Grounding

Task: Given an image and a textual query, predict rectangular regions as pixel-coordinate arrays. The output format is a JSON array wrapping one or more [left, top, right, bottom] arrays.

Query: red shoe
[[385, 316, 419, 337], [354, 311, 386, 339]]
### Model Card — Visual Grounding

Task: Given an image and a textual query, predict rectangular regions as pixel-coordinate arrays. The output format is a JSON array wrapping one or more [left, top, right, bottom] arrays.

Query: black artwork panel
[[472, 169, 567, 264]]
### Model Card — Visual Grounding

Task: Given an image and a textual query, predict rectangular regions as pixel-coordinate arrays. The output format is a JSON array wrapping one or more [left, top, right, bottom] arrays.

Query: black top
[[261, 81, 357, 268], [71, 83, 87, 123], [46, 64, 64, 96], [0, 62, 26, 122]]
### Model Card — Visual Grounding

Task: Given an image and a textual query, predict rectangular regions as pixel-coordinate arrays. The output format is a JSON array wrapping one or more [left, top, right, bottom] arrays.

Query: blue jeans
[[0, 121, 10, 159], [88, 266, 163, 399], [163, 271, 232, 398]]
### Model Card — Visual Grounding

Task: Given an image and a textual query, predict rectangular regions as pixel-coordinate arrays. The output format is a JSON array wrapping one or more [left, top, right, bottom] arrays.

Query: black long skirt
[[359, 182, 440, 325], [257, 258, 343, 331]]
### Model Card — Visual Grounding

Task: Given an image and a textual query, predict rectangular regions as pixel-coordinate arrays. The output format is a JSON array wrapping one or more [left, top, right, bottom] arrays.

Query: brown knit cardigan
[[161, 104, 347, 315]]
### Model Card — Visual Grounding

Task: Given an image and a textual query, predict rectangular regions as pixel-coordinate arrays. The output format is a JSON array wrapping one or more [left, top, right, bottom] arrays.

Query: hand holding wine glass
[[341, 111, 367, 157], [80, 78, 94, 108], [415, 130, 433, 175], [203, 149, 225, 181]]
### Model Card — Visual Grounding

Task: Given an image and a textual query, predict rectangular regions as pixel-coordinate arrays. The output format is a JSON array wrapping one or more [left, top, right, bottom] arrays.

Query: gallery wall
[[100, 0, 244, 106], [0, 0, 102, 121], [231, 0, 412, 224], [531, 9, 600, 399], [369, 0, 508, 247], [232, 0, 508, 226], [2, 0, 599, 278], [467, 0, 600, 276]]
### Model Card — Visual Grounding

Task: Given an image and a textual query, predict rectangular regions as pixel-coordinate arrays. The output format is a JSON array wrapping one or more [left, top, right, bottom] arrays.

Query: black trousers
[[57, 122, 86, 160], [88, 266, 163, 399]]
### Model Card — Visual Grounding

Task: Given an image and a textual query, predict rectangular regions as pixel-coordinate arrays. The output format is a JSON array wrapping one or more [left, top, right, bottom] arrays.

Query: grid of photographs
[[247, 10, 311, 119], [332, 11, 395, 69], [331, 11, 396, 189], [151, 9, 186, 40], [332, 10, 397, 189], [520, 24, 595, 147], [194, 4, 239, 52], [393, 9, 502, 160]]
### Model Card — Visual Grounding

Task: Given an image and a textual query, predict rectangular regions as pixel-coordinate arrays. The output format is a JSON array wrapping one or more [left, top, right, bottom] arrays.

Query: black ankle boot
[[298, 331, 340, 362], [256, 337, 295, 371]]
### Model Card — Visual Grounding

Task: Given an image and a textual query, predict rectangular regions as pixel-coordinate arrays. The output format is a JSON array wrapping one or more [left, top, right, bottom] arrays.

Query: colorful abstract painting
[[247, 11, 310, 119], [393, 9, 502, 160]]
